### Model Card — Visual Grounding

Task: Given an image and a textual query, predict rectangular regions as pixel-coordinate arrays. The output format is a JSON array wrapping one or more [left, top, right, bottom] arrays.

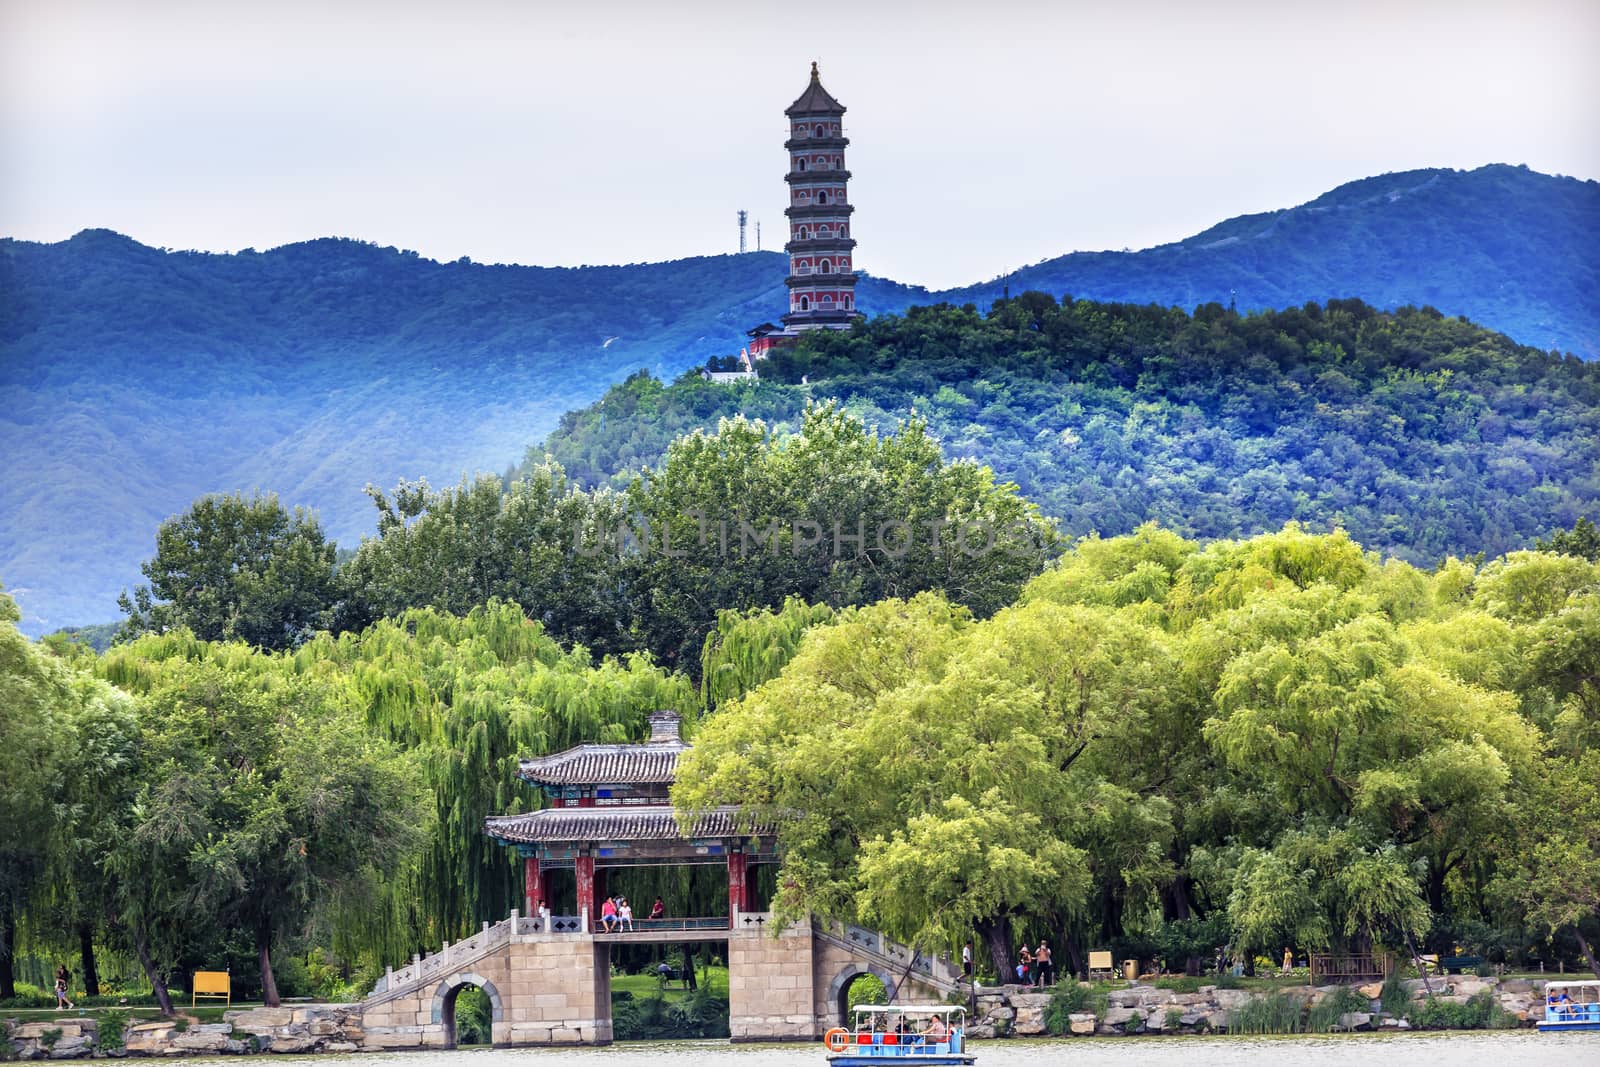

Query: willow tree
[[699, 597, 834, 712], [96, 641, 423, 1009], [676, 590, 1172, 978], [0, 589, 73, 999], [296, 601, 696, 960]]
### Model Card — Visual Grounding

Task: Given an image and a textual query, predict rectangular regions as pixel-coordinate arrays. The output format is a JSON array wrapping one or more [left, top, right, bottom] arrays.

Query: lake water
[[188, 1033, 1596, 1066]]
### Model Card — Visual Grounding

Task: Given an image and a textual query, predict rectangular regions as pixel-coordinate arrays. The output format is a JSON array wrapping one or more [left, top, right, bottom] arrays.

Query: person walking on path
[[54, 966, 73, 1011], [1016, 946, 1032, 985], [1281, 946, 1293, 976], [1036, 941, 1053, 987], [962, 942, 973, 978]]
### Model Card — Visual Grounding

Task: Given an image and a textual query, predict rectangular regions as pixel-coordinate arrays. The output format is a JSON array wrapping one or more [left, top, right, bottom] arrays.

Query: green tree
[[676, 590, 1166, 977], [100, 642, 422, 1008], [1536, 517, 1600, 561], [118, 492, 336, 651], [0, 588, 72, 999], [334, 464, 632, 654], [627, 404, 1057, 668]]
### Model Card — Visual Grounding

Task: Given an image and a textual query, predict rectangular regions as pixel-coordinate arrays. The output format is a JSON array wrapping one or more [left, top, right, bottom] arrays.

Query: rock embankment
[[3, 1005, 368, 1058], [0, 976, 1563, 1057], [965, 975, 1552, 1037]]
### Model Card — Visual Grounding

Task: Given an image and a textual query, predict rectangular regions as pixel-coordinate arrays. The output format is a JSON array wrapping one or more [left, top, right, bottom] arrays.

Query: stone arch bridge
[[358, 910, 962, 1048]]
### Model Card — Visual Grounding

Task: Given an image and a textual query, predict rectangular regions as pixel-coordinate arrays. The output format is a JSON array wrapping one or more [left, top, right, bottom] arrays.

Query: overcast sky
[[2, 0, 1597, 289]]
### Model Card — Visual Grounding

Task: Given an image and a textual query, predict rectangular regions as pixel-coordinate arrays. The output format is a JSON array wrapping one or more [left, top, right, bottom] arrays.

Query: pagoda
[[484, 710, 776, 928], [741, 63, 863, 365]]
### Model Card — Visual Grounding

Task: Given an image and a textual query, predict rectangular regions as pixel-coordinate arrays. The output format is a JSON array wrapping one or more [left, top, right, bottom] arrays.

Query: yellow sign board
[[192, 971, 231, 1007]]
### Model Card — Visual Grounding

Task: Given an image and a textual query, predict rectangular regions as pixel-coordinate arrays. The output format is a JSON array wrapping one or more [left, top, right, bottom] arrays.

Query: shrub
[[1379, 971, 1409, 1017], [1164, 1007, 1184, 1031], [94, 1011, 128, 1053], [39, 1029, 62, 1051], [1305, 987, 1368, 1033], [1126, 1010, 1145, 1034], [1044, 982, 1109, 1034], [1227, 993, 1303, 1035], [1407, 991, 1513, 1031]]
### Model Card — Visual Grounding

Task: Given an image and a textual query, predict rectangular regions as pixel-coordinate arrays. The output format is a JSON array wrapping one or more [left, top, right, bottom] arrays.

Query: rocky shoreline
[[968, 974, 1552, 1037], [0, 976, 1562, 1057]]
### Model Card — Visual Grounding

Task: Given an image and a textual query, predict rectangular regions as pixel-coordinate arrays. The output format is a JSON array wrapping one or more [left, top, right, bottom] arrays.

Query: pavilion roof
[[484, 805, 770, 844], [786, 62, 845, 116], [515, 740, 687, 787]]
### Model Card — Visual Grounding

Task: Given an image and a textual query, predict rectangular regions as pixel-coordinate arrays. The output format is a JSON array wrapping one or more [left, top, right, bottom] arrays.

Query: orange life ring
[[823, 1028, 851, 1052]]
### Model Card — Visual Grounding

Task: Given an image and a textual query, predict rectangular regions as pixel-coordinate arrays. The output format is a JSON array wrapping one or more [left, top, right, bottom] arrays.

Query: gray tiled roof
[[516, 741, 687, 786], [787, 63, 845, 116], [484, 805, 768, 844]]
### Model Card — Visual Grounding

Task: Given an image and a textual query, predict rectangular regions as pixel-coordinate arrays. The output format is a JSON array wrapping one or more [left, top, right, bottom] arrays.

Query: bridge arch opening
[[432, 973, 503, 1049], [831, 968, 893, 1026]]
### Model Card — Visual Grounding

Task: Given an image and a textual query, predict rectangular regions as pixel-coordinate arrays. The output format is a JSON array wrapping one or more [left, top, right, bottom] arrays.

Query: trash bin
[[1123, 959, 1139, 981]]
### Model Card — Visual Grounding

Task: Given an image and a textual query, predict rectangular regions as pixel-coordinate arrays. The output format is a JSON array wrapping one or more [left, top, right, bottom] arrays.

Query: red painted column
[[741, 862, 758, 913], [727, 849, 748, 923], [523, 856, 542, 919], [575, 854, 595, 925]]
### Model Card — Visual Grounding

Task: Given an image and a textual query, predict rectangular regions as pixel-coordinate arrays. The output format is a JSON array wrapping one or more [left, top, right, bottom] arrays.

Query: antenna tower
[[738, 210, 748, 253], [756, 221, 762, 251]]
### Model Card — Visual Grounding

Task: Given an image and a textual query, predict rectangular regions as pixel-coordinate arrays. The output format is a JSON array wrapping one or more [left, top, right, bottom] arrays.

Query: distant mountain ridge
[[928, 165, 1599, 357], [2, 163, 1596, 632]]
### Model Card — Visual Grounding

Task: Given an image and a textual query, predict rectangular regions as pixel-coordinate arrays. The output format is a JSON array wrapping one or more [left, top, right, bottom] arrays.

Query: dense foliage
[[118, 492, 336, 650], [676, 526, 1600, 980], [529, 297, 1600, 567], [0, 591, 699, 1010], [338, 406, 1056, 668], [4, 163, 1596, 634]]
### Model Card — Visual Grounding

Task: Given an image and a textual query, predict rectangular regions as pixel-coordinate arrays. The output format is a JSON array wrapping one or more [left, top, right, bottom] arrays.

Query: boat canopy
[[851, 1005, 965, 1015]]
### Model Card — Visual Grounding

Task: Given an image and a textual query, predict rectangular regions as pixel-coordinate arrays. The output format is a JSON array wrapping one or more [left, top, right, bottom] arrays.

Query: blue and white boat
[[1538, 980, 1600, 1032], [824, 1005, 974, 1066]]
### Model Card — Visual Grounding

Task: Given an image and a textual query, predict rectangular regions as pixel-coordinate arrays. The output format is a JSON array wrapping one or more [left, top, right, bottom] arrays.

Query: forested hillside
[[525, 297, 1600, 566], [944, 165, 1600, 359], [2, 164, 1596, 632]]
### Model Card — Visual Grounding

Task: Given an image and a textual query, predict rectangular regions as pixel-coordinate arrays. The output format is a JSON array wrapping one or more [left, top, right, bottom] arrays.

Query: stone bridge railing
[[813, 918, 964, 996], [365, 912, 577, 1005]]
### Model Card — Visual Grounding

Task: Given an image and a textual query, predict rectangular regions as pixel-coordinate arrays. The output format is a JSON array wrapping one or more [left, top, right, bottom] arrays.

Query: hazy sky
[[3, 0, 1597, 289]]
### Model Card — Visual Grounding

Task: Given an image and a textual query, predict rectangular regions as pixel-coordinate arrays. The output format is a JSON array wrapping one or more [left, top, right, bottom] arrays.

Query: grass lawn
[[611, 965, 729, 1002]]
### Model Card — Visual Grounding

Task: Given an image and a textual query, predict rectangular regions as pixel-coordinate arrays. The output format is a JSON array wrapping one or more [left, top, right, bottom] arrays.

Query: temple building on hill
[[484, 710, 776, 926], [707, 63, 861, 381]]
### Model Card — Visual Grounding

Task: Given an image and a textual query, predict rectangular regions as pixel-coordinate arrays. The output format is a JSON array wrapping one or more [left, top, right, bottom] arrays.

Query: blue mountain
[[1, 164, 1595, 632]]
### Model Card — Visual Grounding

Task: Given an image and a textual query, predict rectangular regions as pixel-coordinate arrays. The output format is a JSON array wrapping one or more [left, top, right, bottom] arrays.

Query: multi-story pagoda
[[726, 64, 861, 368], [781, 61, 858, 331], [484, 710, 775, 928]]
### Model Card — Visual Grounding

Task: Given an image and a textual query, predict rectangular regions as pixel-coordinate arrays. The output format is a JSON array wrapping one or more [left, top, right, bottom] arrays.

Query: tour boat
[[823, 1005, 974, 1065], [1539, 980, 1600, 1032]]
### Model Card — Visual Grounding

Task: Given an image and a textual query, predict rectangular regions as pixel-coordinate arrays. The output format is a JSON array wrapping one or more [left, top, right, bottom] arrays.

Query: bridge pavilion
[[484, 710, 777, 929]]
